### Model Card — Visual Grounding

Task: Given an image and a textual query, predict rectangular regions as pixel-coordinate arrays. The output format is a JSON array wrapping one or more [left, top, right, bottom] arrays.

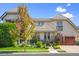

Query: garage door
[[62, 37, 75, 45]]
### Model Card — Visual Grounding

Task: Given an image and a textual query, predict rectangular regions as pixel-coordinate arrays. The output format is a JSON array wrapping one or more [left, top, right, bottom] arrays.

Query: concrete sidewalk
[[48, 47, 58, 53]]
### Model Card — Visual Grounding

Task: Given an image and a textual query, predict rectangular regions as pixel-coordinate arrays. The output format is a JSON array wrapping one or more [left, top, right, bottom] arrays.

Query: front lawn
[[0, 47, 48, 53]]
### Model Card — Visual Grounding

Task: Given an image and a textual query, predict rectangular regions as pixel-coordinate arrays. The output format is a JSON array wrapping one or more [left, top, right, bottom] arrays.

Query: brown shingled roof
[[7, 8, 18, 13]]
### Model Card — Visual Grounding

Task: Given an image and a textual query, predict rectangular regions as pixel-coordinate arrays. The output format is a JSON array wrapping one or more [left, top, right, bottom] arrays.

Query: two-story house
[[0, 7, 78, 45]]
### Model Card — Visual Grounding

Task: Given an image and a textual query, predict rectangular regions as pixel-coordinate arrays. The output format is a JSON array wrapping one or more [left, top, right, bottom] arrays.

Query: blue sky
[[0, 3, 79, 26]]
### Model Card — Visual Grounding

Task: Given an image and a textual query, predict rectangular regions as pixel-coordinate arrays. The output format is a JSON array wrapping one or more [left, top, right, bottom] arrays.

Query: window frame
[[56, 21, 63, 31], [36, 22, 44, 26]]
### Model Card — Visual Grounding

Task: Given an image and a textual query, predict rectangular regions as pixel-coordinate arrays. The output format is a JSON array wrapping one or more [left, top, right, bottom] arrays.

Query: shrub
[[0, 22, 16, 47], [36, 40, 43, 48], [52, 42, 60, 49], [53, 45, 60, 49], [75, 40, 79, 45], [30, 38, 37, 44], [26, 44, 31, 48], [43, 44, 48, 49], [31, 44, 37, 48]]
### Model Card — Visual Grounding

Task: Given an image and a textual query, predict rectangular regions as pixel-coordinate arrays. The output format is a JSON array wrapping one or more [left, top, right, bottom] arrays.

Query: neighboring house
[[76, 26, 79, 40], [0, 8, 79, 45]]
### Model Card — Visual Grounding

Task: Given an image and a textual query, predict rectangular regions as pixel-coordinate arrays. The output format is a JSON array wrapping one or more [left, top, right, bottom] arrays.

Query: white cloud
[[62, 13, 74, 18], [67, 4, 71, 6], [50, 17, 53, 18], [56, 6, 66, 12]]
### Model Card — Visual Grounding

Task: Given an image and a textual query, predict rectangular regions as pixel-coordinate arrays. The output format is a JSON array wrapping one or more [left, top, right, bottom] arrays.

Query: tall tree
[[18, 4, 35, 51]]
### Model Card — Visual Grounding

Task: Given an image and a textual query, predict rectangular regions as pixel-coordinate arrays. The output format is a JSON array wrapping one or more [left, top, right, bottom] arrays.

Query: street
[[0, 53, 79, 56]]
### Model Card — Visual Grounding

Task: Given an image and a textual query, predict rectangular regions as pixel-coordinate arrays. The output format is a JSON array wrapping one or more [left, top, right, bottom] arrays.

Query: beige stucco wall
[[46, 20, 77, 37], [62, 21, 77, 36], [50, 20, 77, 37], [36, 21, 77, 36]]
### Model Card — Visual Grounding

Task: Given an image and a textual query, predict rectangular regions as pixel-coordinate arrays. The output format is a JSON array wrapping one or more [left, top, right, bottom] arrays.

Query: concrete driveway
[[60, 45, 79, 53]]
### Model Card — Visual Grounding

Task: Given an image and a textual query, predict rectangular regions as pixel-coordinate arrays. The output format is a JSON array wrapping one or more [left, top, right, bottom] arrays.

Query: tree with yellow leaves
[[18, 4, 35, 51]]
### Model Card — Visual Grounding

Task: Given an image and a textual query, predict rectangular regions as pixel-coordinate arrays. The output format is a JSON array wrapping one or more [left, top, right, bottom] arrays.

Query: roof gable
[[52, 14, 68, 20]]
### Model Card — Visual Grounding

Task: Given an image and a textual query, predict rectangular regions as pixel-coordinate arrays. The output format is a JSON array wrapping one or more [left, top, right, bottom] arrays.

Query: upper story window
[[36, 22, 44, 26], [56, 21, 63, 31]]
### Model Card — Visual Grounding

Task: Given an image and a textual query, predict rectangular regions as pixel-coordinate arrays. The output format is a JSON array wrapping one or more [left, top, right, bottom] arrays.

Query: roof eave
[[0, 12, 18, 20], [66, 17, 79, 32]]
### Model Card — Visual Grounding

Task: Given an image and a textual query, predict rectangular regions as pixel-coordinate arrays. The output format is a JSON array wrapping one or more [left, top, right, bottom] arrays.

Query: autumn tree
[[18, 5, 35, 50]]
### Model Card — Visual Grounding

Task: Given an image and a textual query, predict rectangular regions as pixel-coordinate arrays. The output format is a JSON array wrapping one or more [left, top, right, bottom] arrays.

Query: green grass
[[0, 47, 48, 53]]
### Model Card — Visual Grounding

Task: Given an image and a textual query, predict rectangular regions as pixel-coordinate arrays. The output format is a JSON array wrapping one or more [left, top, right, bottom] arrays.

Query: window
[[36, 22, 44, 26], [56, 21, 63, 31]]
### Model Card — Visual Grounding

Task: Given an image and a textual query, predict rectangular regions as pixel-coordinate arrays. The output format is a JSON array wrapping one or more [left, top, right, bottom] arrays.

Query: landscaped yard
[[0, 47, 48, 53]]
